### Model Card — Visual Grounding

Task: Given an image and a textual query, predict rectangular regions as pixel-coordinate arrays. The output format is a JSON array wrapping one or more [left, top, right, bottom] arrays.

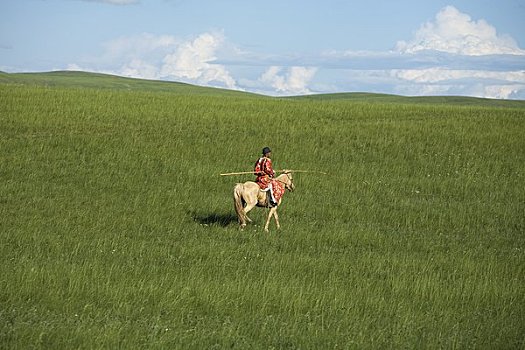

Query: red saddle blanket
[[258, 179, 285, 203]]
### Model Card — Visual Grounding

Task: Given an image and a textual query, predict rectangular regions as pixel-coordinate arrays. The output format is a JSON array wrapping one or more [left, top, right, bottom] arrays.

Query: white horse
[[233, 172, 295, 231]]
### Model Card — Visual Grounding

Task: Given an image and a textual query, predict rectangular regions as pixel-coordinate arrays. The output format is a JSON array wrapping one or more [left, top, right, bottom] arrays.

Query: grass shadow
[[191, 211, 238, 227]]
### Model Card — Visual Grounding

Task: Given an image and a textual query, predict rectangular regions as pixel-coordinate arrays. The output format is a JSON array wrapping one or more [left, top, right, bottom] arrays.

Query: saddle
[[258, 189, 277, 207]]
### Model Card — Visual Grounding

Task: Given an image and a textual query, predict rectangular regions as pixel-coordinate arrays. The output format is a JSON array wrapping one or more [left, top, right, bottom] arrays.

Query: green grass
[[0, 71, 259, 97], [3, 70, 525, 107], [1, 73, 524, 349]]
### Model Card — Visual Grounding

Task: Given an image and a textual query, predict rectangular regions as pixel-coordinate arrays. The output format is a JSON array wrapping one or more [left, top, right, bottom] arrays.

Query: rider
[[254, 146, 278, 207]]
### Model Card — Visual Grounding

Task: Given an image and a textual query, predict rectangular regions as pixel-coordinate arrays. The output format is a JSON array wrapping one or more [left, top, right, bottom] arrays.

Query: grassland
[[0, 71, 256, 97], [1, 72, 524, 349]]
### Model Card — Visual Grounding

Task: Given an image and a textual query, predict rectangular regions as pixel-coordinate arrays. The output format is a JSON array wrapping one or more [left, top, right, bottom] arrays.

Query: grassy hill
[[0, 70, 258, 97], [292, 91, 525, 108], [2, 70, 525, 107], [1, 73, 524, 348]]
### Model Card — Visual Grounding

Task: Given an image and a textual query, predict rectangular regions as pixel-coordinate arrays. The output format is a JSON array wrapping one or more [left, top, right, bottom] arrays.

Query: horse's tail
[[233, 183, 246, 226]]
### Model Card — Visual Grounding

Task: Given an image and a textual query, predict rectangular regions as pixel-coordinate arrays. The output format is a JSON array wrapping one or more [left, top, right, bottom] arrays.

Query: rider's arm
[[265, 159, 276, 177]]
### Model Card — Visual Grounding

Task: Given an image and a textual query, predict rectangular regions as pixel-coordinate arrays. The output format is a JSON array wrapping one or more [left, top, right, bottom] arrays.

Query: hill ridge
[[0, 70, 259, 97], [1, 70, 524, 108]]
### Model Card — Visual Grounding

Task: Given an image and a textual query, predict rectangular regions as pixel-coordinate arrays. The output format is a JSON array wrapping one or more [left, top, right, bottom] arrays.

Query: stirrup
[[265, 196, 276, 208]]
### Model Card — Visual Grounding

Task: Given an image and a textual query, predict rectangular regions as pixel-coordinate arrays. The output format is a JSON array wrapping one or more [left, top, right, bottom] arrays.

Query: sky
[[1, 0, 525, 99]]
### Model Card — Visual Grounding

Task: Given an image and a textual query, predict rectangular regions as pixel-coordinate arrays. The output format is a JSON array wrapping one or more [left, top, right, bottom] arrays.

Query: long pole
[[279, 169, 328, 175], [219, 171, 256, 176], [219, 169, 327, 176]]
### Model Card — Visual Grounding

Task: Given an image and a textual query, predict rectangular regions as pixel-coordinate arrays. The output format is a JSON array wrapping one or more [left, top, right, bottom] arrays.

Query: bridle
[[274, 172, 294, 191]]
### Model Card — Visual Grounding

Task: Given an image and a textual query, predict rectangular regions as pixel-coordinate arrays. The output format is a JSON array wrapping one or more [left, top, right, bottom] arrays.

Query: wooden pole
[[278, 169, 328, 175], [219, 169, 327, 176], [219, 171, 256, 176]]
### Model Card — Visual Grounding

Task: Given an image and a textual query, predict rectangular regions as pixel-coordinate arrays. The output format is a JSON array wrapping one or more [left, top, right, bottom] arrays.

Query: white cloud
[[65, 33, 177, 80], [391, 68, 525, 99], [120, 59, 160, 80], [259, 66, 317, 95], [396, 5, 525, 56], [66, 63, 83, 71], [68, 32, 238, 88], [160, 32, 237, 89], [378, 6, 525, 99], [104, 33, 178, 60], [61, 7, 524, 99], [393, 82, 525, 100], [483, 85, 525, 99], [391, 68, 525, 84]]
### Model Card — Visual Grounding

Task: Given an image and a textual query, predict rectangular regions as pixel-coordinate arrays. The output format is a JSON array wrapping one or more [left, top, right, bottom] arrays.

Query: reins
[[274, 172, 293, 189]]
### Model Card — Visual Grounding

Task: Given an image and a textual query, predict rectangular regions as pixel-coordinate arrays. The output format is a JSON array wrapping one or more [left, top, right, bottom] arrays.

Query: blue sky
[[1, 0, 525, 98]]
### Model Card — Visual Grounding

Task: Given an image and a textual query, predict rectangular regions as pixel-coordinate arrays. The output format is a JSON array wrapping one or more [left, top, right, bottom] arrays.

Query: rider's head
[[262, 147, 272, 157]]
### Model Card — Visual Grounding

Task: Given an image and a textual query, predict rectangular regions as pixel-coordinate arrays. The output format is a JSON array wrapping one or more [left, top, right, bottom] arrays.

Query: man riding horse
[[254, 147, 280, 207], [234, 147, 294, 231]]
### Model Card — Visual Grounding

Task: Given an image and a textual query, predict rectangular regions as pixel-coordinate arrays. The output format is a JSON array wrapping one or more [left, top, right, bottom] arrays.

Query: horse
[[233, 172, 295, 232]]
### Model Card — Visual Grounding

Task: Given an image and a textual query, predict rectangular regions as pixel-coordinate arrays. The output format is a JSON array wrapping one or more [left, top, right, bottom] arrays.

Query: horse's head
[[281, 170, 295, 192]]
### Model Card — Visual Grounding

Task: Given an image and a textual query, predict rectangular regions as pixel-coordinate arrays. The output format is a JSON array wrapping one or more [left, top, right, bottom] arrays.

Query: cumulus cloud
[[393, 81, 525, 100], [483, 85, 525, 100], [391, 68, 525, 84], [62, 6, 524, 98], [120, 59, 160, 80], [68, 32, 238, 88], [396, 5, 525, 56], [374, 6, 525, 99], [160, 32, 237, 89], [103, 33, 178, 60], [259, 66, 317, 95], [391, 68, 525, 99], [66, 33, 177, 80]]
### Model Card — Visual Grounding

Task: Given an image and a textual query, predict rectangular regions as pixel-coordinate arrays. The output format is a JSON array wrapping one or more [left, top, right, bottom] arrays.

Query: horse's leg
[[243, 201, 256, 223], [264, 207, 277, 232], [247, 190, 267, 223], [273, 209, 280, 230], [243, 190, 258, 225]]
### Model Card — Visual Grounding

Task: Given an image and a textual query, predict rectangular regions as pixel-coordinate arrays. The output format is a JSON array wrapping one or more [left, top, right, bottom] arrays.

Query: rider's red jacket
[[254, 156, 275, 189]]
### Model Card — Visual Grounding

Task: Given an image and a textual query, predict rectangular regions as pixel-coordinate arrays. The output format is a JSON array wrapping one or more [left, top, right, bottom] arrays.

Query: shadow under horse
[[191, 211, 238, 227]]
